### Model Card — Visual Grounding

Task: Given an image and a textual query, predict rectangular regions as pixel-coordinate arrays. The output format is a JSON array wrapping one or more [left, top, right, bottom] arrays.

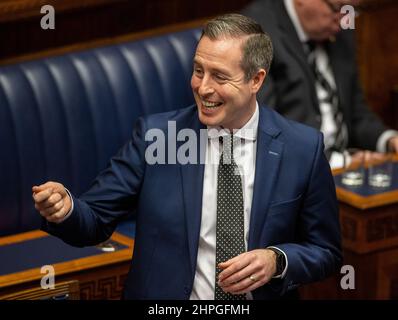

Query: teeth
[[202, 100, 221, 108]]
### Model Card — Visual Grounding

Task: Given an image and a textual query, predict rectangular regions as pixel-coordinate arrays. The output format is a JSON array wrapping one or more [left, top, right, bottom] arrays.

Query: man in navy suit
[[32, 14, 341, 300]]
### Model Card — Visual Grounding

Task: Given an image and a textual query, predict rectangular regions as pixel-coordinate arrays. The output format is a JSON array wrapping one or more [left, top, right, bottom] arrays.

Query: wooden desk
[[0, 230, 134, 300], [300, 162, 398, 299]]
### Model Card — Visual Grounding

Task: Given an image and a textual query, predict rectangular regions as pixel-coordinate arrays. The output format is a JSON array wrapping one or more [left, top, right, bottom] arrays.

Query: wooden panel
[[300, 162, 398, 299], [0, 232, 133, 288], [336, 187, 398, 210], [299, 249, 381, 300], [0, 0, 126, 23], [300, 225, 398, 300], [0, 18, 207, 67], [0, 230, 47, 246], [0, 231, 134, 300], [339, 202, 398, 254], [356, 0, 398, 128], [77, 265, 128, 300], [0, 0, 252, 62], [0, 261, 130, 300], [0, 280, 80, 300], [390, 278, 398, 299], [393, 87, 398, 129]]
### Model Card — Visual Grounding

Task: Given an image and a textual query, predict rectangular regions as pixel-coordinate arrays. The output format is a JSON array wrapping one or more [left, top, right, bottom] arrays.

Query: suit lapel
[[248, 107, 283, 249], [274, 1, 314, 81], [180, 113, 205, 278], [274, 0, 319, 109]]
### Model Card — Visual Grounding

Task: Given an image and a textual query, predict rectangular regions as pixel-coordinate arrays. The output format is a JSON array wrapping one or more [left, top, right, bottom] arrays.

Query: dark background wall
[[0, 0, 251, 61]]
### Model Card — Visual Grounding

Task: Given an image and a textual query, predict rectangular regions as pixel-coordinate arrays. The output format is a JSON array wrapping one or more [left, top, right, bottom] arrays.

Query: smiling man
[[192, 35, 264, 131], [32, 14, 341, 300]]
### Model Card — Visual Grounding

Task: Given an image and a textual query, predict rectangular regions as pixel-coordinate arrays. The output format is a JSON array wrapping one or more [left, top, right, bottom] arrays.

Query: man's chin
[[198, 112, 222, 127]]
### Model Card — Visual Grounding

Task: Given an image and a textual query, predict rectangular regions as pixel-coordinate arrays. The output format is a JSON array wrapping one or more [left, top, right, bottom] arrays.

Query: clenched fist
[[32, 181, 72, 224]]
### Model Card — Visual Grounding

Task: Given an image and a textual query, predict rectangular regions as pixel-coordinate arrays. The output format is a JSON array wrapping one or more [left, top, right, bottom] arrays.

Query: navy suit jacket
[[43, 104, 342, 299]]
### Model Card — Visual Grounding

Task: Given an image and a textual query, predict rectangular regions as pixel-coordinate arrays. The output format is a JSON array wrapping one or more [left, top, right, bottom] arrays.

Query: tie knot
[[220, 134, 233, 164], [219, 134, 243, 166]]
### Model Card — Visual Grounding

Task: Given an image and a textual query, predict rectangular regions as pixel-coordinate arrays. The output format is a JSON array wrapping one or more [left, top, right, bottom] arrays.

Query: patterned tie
[[307, 41, 348, 154], [214, 134, 246, 300]]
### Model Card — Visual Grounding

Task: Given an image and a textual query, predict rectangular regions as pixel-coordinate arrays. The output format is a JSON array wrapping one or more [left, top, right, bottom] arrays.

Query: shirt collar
[[206, 102, 259, 141], [283, 0, 309, 43]]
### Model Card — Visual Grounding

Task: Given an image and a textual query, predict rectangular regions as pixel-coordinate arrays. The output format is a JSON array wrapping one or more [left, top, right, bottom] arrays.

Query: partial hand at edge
[[388, 136, 398, 153]]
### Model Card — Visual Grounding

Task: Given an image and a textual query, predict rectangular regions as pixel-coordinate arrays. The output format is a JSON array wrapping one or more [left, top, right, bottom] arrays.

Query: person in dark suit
[[242, 0, 398, 166], [32, 14, 341, 300]]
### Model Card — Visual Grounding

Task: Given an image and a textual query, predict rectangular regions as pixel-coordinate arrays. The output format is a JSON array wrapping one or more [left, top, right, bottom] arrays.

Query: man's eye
[[215, 74, 226, 81], [194, 68, 203, 75]]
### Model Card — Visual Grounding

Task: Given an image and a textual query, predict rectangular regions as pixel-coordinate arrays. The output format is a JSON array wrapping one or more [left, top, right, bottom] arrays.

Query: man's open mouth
[[202, 100, 223, 108]]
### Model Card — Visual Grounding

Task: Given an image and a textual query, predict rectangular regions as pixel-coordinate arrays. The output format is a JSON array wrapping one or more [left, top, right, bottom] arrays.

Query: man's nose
[[198, 76, 215, 97]]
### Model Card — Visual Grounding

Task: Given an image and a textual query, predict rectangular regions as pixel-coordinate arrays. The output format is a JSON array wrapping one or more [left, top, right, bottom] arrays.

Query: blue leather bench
[[0, 27, 201, 237]]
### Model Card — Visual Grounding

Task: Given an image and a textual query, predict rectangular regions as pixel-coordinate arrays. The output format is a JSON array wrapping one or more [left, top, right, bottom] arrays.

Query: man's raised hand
[[32, 181, 71, 224]]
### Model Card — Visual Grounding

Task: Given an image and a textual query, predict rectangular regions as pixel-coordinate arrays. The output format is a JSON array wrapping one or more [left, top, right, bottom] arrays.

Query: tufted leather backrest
[[0, 28, 201, 236]]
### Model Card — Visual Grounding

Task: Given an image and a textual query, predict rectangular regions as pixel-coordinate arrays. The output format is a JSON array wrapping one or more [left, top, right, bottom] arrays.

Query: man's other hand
[[388, 136, 398, 153], [32, 181, 71, 224], [217, 249, 277, 295]]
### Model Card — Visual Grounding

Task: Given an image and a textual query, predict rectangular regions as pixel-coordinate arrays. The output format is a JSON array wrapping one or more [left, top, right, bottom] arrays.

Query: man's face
[[295, 0, 360, 41], [191, 36, 263, 131]]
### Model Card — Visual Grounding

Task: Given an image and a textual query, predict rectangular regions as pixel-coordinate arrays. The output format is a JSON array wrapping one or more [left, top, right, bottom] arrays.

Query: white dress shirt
[[284, 0, 398, 169], [190, 103, 287, 300]]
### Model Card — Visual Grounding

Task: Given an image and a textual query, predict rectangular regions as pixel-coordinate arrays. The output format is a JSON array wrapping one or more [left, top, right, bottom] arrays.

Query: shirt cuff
[[55, 188, 74, 224], [376, 130, 398, 153], [267, 246, 288, 279]]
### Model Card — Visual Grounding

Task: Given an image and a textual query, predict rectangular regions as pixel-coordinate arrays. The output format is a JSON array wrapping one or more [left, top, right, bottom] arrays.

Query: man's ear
[[251, 69, 267, 93]]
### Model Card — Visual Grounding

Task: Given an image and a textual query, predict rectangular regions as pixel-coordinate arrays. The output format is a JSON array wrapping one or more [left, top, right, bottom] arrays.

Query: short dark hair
[[201, 13, 273, 81]]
